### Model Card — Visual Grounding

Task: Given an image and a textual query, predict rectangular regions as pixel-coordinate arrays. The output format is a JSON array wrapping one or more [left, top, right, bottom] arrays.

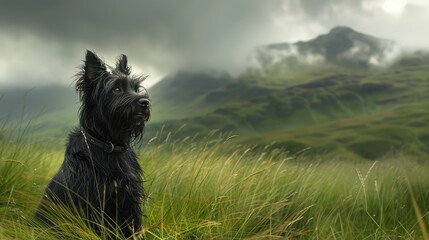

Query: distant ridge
[[254, 26, 399, 69]]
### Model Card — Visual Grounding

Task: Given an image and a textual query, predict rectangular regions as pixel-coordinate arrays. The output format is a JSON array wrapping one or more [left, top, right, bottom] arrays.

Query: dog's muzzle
[[135, 98, 151, 124]]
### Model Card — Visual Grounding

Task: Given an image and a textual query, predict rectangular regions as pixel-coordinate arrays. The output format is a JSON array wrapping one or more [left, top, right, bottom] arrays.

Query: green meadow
[[1, 127, 429, 239]]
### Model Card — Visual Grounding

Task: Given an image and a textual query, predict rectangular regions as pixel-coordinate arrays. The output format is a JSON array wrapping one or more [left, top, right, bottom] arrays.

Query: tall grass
[[1, 129, 429, 239]]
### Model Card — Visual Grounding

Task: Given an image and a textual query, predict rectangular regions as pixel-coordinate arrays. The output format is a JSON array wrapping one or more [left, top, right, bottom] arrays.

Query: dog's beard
[[108, 106, 150, 141], [135, 107, 151, 125]]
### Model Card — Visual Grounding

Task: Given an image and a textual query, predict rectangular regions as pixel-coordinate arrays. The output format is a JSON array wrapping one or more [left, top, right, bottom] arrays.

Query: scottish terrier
[[36, 50, 150, 239]]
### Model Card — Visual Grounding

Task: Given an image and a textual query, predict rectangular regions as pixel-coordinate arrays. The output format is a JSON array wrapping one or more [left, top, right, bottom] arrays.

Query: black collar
[[80, 128, 128, 153]]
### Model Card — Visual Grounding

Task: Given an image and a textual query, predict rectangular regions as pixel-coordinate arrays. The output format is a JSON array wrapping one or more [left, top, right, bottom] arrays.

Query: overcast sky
[[1, 0, 429, 88]]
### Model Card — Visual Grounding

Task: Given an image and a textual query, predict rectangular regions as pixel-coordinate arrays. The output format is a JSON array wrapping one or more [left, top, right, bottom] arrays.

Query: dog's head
[[76, 50, 150, 141]]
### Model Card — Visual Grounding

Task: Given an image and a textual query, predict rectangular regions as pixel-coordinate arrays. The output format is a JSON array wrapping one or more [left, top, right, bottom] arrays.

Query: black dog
[[36, 50, 150, 238]]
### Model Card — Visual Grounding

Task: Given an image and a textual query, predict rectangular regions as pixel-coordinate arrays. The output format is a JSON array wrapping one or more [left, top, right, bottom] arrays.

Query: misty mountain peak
[[253, 26, 399, 70]]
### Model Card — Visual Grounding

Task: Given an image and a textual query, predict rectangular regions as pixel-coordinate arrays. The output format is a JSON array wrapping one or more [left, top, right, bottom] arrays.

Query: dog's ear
[[116, 54, 131, 75], [84, 50, 107, 81]]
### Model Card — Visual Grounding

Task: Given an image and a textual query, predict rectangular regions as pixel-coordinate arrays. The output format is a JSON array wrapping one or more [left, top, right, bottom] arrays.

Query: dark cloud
[[300, 0, 335, 16], [300, 0, 363, 16], [0, 0, 428, 87], [0, 0, 297, 87]]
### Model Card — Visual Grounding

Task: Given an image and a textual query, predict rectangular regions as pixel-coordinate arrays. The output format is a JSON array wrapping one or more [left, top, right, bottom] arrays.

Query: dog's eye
[[113, 87, 123, 94], [137, 86, 146, 93]]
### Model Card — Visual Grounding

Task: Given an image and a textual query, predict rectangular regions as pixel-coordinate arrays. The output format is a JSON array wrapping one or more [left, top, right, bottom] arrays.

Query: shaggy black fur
[[35, 50, 150, 239]]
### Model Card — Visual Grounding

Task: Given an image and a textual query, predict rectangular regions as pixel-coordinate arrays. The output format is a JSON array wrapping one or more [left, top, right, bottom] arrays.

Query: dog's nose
[[138, 98, 150, 107]]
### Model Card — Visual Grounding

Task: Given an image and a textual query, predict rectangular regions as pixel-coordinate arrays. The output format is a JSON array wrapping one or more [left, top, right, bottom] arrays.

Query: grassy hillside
[[1, 129, 429, 239], [146, 52, 429, 160]]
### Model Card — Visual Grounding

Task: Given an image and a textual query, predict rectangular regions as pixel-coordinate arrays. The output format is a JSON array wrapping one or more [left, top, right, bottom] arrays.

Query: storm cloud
[[0, 0, 428, 87]]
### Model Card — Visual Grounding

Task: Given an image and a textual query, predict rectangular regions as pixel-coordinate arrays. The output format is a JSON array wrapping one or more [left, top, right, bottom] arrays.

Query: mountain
[[145, 27, 429, 159], [253, 26, 399, 72], [148, 27, 404, 128], [146, 49, 429, 160]]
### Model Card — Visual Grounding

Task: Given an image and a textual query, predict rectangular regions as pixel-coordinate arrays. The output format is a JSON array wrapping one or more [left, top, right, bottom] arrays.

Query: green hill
[[147, 46, 429, 160]]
